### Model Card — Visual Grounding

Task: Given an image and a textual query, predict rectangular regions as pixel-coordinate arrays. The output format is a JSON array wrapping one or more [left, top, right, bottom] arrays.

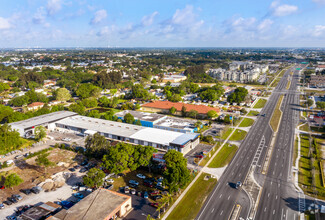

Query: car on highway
[[261, 114, 266, 117], [129, 180, 139, 186], [136, 174, 146, 179], [236, 181, 242, 189]]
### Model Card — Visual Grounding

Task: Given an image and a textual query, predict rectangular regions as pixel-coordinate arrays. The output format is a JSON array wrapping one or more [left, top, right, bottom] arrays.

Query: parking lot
[[185, 143, 214, 165], [48, 131, 86, 148], [0, 171, 86, 218]]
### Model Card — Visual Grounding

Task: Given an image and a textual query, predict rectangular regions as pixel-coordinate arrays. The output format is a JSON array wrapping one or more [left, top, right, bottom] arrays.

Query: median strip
[[270, 95, 284, 133]]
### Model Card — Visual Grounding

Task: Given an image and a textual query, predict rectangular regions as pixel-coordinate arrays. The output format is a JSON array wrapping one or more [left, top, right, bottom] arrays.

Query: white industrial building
[[9, 111, 199, 155]]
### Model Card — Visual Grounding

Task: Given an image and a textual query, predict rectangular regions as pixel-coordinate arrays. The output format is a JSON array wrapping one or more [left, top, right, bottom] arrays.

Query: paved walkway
[[202, 166, 227, 179]]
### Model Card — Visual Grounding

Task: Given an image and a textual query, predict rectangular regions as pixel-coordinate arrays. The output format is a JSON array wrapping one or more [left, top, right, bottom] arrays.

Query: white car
[[136, 174, 146, 179], [106, 179, 114, 184]]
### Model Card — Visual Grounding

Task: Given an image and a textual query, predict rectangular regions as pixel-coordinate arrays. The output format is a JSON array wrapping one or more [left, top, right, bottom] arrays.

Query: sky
[[0, 0, 325, 48]]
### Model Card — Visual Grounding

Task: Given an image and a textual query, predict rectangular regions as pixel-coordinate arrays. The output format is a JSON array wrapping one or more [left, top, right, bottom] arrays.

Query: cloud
[[258, 19, 274, 32], [0, 17, 11, 30], [90, 9, 107, 25], [312, 0, 325, 4], [33, 7, 50, 27], [312, 25, 325, 37], [270, 1, 298, 16], [141, 11, 158, 26], [172, 5, 196, 26], [47, 0, 63, 15]]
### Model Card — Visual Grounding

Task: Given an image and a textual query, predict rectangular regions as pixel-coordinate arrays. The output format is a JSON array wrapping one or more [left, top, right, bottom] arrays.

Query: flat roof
[[56, 115, 189, 146], [51, 189, 130, 220], [155, 117, 196, 130], [115, 110, 166, 122], [170, 133, 199, 145], [9, 111, 78, 130]]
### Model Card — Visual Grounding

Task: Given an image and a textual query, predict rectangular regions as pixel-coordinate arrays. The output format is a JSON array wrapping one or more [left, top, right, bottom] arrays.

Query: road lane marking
[[273, 210, 275, 215], [219, 194, 223, 198], [220, 210, 223, 216], [228, 196, 230, 200], [211, 208, 214, 213]]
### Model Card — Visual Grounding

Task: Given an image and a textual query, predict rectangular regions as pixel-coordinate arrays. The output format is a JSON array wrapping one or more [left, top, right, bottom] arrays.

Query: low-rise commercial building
[[141, 101, 220, 118], [115, 110, 200, 133], [10, 111, 199, 155], [21, 202, 61, 220], [49, 189, 131, 220]]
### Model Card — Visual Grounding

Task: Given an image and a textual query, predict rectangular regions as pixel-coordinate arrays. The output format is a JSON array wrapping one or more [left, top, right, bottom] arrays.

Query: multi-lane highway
[[196, 65, 304, 220]]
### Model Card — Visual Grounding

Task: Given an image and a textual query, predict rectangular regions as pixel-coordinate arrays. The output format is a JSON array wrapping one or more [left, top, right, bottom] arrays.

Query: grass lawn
[[229, 129, 247, 141], [270, 95, 283, 132], [219, 128, 234, 140], [239, 118, 254, 127], [300, 124, 310, 132], [247, 110, 259, 116], [253, 99, 267, 109], [270, 77, 281, 87], [166, 173, 218, 220], [208, 144, 238, 168]]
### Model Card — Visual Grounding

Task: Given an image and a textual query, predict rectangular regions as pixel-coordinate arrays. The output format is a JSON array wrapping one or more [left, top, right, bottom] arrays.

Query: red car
[[150, 190, 160, 196], [195, 154, 204, 159], [149, 203, 159, 208], [0, 186, 5, 190], [144, 182, 154, 188]]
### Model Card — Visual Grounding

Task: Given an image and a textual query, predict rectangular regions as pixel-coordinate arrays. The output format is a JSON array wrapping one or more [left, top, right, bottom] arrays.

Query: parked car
[[118, 173, 126, 178], [153, 195, 162, 200], [13, 194, 22, 201], [195, 154, 204, 159], [150, 190, 160, 196], [14, 155, 23, 159], [124, 186, 130, 194], [8, 197, 18, 204], [81, 160, 88, 166], [157, 177, 163, 182], [73, 193, 84, 199], [144, 182, 154, 188], [21, 189, 31, 195], [129, 180, 139, 186], [149, 203, 159, 208], [80, 168, 87, 173], [31, 186, 41, 194], [136, 174, 146, 179], [0, 186, 5, 190], [106, 179, 114, 184], [0, 203, 4, 209], [71, 185, 78, 190], [130, 189, 136, 195], [3, 200, 12, 206], [105, 184, 113, 190], [69, 168, 76, 172], [143, 191, 149, 199], [129, 183, 138, 189]]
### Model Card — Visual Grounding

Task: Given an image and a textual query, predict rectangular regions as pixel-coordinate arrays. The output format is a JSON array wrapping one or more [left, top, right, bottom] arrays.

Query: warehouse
[[55, 115, 199, 154], [9, 111, 78, 138], [115, 110, 200, 133]]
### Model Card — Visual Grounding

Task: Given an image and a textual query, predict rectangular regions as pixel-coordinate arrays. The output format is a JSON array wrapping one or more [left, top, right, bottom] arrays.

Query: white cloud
[[172, 5, 196, 25], [0, 17, 11, 29], [47, 0, 63, 15], [33, 7, 50, 27], [312, 0, 325, 4], [270, 1, 298, 16], [313, 25, 325, 37], [258, 19, 274, 32], [141, 11, 158, 26], [90, 9, 107, 25]]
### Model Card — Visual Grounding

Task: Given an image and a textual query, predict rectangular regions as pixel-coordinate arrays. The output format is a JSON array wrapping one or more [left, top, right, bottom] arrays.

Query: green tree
[[76, 84, 101, 99], [307, 99, 314, 107], [168, 94, 182, 102], [316, 101, 325, 109], [83, 168, 105, 189], [194, 121, 202, 130], [181, 105, 187, 117], [227, 87, 248, 104], [169, 107, 177, 115], [207, 110, 217, 119], [9, 95, 29, 107], [124, 113, 135, 124], [36, 152, 52, 173], [68, 102, 86, 115], [0, 124, 22, 154], [188, 110, 198, 118], [135, 119, 142, 126], [82, 97, 98, 108], [54, 88, 71, 101], [85, 132, 110, 159], [163, 150, 190, 193], [34, 126, 46, 141], [4, 173, 23, 189]]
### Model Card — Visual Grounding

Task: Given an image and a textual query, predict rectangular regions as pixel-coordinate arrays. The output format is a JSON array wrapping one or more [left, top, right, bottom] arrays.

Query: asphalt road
[[196, 65, 305, 220]]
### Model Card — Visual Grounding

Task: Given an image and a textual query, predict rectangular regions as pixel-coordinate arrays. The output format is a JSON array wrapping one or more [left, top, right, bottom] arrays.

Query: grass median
[[166, 173, 218, 220], [253, 99, 267, 108], [270, 95, 283, 132], [239, 118, 254, 127], [208, 143, 238, 168], [218, 127, 234, 140], [229, 129, 247, 141], [247, 110, 259, 116], [286, 81, 291, 90]]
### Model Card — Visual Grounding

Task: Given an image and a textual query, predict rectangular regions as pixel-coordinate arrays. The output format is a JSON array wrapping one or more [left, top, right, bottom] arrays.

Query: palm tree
[[157, 203, 163, 219]]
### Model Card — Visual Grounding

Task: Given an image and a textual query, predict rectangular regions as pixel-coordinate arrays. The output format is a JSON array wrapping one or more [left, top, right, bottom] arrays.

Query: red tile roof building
[[141, 101, 220, 115]]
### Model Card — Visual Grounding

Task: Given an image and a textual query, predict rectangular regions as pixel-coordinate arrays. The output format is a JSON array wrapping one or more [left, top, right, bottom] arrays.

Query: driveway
[[123, 194, 159, 220]]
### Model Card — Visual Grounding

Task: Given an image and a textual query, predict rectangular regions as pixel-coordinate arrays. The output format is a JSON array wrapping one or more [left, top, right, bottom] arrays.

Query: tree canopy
[[83, 168, 105, 189], [227, 87, 248, 104], [4, 173, 23, 189], [0, 124, 22, 155], [34, 126, 46, 141], [54, 88, 71, 101]]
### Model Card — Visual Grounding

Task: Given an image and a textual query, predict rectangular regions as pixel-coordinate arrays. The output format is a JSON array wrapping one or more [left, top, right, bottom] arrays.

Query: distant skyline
[[0, 0, 325, 48]]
